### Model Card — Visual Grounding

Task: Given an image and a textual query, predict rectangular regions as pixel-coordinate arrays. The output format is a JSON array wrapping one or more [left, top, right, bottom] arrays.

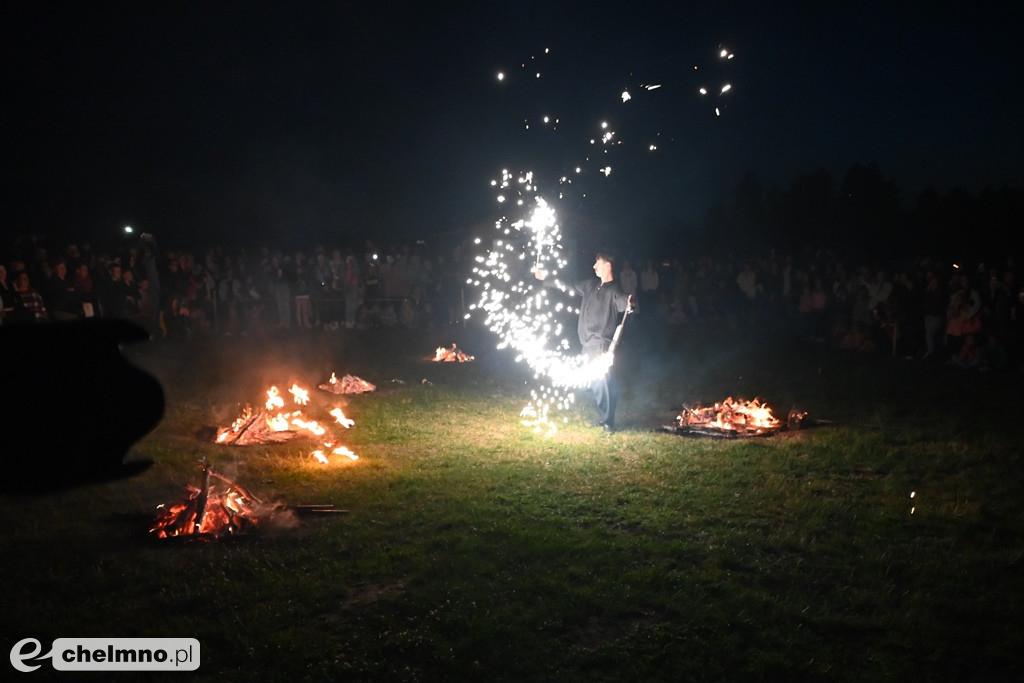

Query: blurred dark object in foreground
[[0, 319, 164, 494]]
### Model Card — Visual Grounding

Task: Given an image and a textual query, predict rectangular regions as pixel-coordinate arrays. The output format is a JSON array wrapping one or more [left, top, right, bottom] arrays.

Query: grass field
[[2, 323, 1022, 682]]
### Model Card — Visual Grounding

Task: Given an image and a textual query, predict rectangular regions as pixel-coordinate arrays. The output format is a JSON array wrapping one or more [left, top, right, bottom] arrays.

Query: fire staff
[[536, 250, 636, 433]]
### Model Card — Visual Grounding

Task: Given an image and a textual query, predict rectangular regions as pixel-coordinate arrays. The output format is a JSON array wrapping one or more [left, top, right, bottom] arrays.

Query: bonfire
[[150, 461, 269, 538], [318, 372, 377, 394], [150, 460, 347, 539], [669, 397, 806, 437], [433, 343, 474, 362], [213, 383, 359, 463]]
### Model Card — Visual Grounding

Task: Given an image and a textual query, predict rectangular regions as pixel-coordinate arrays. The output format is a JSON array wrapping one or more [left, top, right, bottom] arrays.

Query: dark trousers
[[583, 342, 618, 427]]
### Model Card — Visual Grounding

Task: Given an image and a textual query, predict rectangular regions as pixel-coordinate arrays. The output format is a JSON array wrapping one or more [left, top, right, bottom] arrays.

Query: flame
[[330, 407, 354, 428], [266, 386, 285, 410], [289, 384, 310, 405], [291, 417, 326, 436]]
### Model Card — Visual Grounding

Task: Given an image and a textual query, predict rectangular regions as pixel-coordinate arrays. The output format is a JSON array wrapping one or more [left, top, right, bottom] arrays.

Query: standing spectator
[[379, 253, 407, 302], [619, 260, 638, 298], [271, 253, 293, 328], [293, 251, 313, 329], [945, 273, 982, 354], [921, 273, 947, 359], [639, 259, 659, 298], [137, 234, 162, 332], [340, 252, 362, 330]]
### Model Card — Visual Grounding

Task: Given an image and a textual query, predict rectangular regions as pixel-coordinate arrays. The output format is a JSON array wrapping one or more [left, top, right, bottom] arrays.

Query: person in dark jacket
[[536, 251, 635, 432]]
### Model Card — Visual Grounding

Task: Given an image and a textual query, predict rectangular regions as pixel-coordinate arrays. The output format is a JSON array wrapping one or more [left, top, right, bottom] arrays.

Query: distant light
[[497, 72, 505, 81], [699, 87, 708, 95], [124, 226, 133, 234]]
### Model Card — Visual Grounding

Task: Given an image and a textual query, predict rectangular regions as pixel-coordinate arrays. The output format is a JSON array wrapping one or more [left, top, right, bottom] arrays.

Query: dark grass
[[2, 323, 1022, 682]]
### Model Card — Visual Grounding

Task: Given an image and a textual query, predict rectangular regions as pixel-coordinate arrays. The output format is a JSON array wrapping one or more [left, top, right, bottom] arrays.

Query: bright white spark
[[497, 72, 505, 81], [621, 90, 631, 102], [721, 83, 732, 94]]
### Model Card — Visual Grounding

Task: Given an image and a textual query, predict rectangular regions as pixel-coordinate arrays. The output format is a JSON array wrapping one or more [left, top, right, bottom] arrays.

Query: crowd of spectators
[[1, 232, 1021, 373]]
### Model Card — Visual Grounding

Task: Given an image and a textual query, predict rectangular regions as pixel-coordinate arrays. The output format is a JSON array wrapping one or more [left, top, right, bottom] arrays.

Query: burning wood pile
[[667, 397, 807, 438], [150, 460, 345, 539], [433, 343, 474, 362], [318, 372, 376, 395], [214, 383, 359, 464], [150, 461, 268, 539]]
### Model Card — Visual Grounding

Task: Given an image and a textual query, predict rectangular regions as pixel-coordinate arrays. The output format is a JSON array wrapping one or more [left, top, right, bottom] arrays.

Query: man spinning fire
[[536, 251, 636, 433]]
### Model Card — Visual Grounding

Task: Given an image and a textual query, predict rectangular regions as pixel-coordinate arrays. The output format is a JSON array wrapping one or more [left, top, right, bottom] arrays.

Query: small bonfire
[[318, 372, 377, 395], [150, 460, 345, 540], [667, 396, 806, 438], [213, 383, 359, 464], [433, 343, 474, 363], [150, 461, 273, 539]]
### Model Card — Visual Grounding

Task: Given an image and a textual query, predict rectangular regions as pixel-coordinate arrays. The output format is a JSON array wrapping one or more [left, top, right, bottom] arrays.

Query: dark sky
[[5, 1, 1022, 250]]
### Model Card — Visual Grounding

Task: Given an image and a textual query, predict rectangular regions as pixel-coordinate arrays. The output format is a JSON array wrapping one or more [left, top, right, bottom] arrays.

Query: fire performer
[[536, 251, 636, 432]]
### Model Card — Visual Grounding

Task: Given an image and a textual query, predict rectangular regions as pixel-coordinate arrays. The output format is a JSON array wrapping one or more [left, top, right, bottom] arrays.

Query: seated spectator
[[7, 271, 49, 323], [43, 257, 86, 321]]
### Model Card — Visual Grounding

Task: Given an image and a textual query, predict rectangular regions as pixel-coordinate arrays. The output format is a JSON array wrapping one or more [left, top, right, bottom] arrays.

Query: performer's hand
[[534, 268, 547, 280], [627, 294, 637, 311]]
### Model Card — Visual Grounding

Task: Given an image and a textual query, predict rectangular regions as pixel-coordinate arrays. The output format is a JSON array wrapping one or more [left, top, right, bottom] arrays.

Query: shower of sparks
[[474, 41, 738, 433], [468, 171, 620, 435]]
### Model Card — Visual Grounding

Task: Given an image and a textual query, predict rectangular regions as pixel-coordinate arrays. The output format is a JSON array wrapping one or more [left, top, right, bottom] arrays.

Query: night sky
[[6, 1, 1023, 250]]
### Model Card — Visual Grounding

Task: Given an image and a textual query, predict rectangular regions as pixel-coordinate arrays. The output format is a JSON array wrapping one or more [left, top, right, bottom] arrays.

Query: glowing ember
[[433, 343, 475, 362]]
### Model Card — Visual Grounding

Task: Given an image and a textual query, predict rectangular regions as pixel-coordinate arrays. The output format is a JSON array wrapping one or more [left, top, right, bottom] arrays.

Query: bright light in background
[[124, 225, 133, 234]]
